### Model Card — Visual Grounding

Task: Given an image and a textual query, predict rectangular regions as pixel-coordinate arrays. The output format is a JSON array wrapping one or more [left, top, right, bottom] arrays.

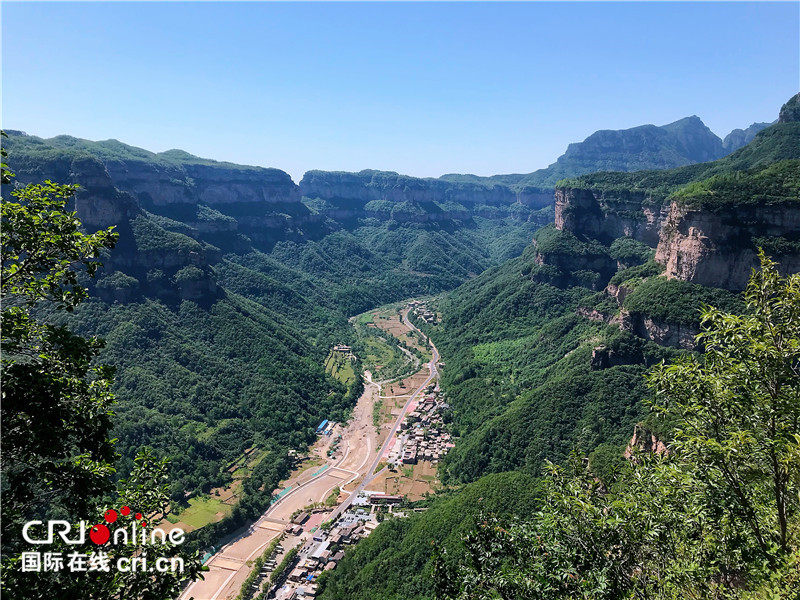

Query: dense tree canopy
[[436, 253, 800, 599], [1, 152, 203, 599], [1, 150, 119, 534]]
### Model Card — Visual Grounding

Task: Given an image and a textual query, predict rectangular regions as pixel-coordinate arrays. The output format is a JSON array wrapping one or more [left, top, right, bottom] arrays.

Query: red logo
[[89, 524, 110, 545], [90, 505, 146, 545]]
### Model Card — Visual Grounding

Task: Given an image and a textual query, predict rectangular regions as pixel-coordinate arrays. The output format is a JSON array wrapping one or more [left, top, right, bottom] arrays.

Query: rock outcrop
[[6, 150, 142, 230], [554, 187, 670, 247], [624, 424, 669, 461], [779, 92, 800, 123], [589, 344, 638, 369], [619, 310, 699, 350], [655, 202, 800, 290], [69, 157, 141, 229]]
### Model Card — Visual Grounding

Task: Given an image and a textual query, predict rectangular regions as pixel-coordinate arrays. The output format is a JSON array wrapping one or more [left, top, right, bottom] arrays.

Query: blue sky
[[2, 2, 798, 183]]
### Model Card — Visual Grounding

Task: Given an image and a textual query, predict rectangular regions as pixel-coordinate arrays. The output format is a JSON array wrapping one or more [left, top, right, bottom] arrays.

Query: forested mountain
[[512, 115, 728, 188], [316, 93, 800, 600], [2, 94, 791, 596], [0, 131, 550, 511], [722, 121, 771, 152], [318, 472, 543, 600]]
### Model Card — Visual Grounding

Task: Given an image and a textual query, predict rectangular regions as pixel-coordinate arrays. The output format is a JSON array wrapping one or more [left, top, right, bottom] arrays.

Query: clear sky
[[2, 2, 798, 183]]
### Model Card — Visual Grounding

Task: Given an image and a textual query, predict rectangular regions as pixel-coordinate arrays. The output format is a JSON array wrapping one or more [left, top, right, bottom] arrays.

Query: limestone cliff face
[[9, 154, 141, 230], [108, 242, 217, 273], [531, 239, 617, 291], [299, 170, 554, 221], [69, 157, 142, 230], [779, 92, 800, 124], [655, 202, 800, 290], [515, 188, 554, 208], [533, 239, 615, 276], [86, 158, 325, 250], [619, 310, 699, 350], [554, 187, 669, 246], [104, 160, 301, 208], [589, 344, 633, 369], [579, 304, 698, 351], [11, 152, 223, 303], [174, 266, 219, 302]]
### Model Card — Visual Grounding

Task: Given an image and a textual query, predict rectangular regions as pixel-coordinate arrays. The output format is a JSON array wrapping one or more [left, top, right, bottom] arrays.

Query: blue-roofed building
[[316, 419, 329, 433]]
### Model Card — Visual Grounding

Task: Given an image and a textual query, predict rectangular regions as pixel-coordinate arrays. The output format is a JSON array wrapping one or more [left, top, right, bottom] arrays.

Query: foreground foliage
[[317, 472, 543, 600], [436, 253, 800, 599], [0, 156, 203, 598]]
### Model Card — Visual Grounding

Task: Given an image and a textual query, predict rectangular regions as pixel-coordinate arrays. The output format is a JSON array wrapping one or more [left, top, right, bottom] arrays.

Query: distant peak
[[158, 149, 200, 159], [779, 92, 800, 123], [661, 115, 709, 131]]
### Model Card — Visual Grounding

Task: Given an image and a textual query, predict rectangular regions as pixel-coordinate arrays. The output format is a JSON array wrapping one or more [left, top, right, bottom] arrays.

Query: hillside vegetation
[[0, 132, 549, 551], [317, 95, 800, 599], [318, 472, 543, 600], [558, 121, 800, 204]]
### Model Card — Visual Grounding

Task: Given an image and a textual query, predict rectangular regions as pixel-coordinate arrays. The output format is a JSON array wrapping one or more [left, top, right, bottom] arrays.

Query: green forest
[[315, 102, 800, 600], [0, 131, 553, 569], [3, 93, 800, 600]]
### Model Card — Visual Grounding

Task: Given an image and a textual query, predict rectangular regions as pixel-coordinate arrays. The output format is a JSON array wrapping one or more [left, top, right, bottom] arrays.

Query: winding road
[[329, 308, 438, 521], [181, 306, 438, 600]]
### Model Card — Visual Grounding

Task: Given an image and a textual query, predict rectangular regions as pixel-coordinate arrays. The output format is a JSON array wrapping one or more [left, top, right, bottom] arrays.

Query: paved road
[[181, 402, 373, 600], [182, 306, 438, 599], [328, 308, 439, 521]]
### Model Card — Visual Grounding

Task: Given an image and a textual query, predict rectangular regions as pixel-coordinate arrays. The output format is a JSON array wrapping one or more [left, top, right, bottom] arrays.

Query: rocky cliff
[[554, 187, 670, 247], [5, 132, 302, 209], [299, 169, 553, 224], [655, 199, 800, 290], [553, 96, 800, 356], [3, 131, 329, 251], [624, 424, 669, 461], [554, 98, 800, 291], [579, 282, 702, 351], [779, 92, 800, 123], [3, 133, 226, 303], [618, 310, 699, 350], [653, 100, 800, 291]]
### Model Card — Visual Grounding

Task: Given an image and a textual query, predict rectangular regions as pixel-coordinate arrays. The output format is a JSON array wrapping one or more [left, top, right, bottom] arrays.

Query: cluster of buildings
[[407, 300, 438, 325], [271, 508, 379, 599], [331, 344, 355, 360], [390, 389, 453, 466], [315, 420, 336, 436]]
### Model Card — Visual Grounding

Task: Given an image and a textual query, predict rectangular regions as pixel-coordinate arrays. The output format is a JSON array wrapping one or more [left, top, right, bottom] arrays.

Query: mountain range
[[2, 93, 797, 597]]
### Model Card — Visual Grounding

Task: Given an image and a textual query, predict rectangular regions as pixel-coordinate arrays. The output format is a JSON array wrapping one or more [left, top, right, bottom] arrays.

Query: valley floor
[[181, 303, 440, 600]]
